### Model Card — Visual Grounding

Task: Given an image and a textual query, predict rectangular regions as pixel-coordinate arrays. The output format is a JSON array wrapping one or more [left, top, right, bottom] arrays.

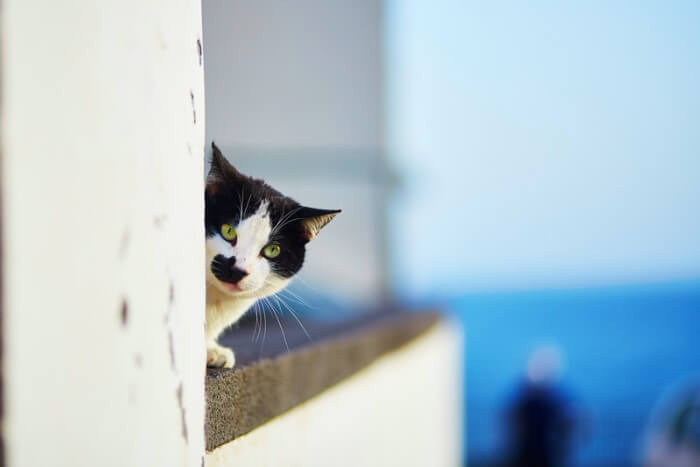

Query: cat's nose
[[229, 267, 248, 283], [226, 258, 249, 283]]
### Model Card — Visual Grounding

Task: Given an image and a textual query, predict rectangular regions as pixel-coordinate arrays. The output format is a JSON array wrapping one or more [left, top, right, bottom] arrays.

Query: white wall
[[2, 1, 206, 465]]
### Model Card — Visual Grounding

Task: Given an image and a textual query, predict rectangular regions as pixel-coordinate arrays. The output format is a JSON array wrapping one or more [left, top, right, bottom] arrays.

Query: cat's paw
[[207, 344, 235, 368]]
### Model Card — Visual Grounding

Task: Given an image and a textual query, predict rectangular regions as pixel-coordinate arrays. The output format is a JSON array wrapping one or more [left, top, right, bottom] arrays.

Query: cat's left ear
[[297, 207, 341, 242], [207, 142, 242, 187]]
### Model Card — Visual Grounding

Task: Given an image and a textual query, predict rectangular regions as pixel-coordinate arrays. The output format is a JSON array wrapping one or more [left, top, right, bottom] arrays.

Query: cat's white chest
[[205, 290, 257, 343]]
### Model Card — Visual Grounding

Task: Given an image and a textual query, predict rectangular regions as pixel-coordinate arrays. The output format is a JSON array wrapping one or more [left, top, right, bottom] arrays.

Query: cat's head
[[205, 143, 340, 299]]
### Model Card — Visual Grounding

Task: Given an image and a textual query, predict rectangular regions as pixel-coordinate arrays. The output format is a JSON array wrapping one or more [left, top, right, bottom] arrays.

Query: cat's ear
[[207, 142, 242, 188], [297, 207, 341, 241]]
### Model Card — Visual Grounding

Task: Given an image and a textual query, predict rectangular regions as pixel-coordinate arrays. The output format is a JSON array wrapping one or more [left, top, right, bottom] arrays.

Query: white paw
[[207, 344, 235, 368]]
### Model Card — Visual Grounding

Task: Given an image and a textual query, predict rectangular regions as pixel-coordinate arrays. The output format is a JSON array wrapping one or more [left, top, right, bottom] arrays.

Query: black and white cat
[[205, 143, 340, 368]]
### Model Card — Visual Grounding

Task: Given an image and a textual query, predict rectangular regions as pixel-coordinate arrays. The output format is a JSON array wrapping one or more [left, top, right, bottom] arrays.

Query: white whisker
[[267, 297, 290, 353], [244, 190, 253, 219], [272, 216, 307, 235], [272, 294, 312, 342], [271, 207, 303, 235], [237, 187, 245, 225], [278, 288, 318, 310], [252, 301, 261, 342], [259, 299, 268, 356]]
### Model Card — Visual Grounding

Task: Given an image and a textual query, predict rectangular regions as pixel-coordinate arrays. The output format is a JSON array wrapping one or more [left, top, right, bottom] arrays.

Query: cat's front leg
[[205, 297, 255, 368], [206, 341, 235, 368]]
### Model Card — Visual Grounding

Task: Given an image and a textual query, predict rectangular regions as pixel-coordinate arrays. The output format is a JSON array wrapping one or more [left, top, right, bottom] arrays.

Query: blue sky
[[385, 1, 700, 296]]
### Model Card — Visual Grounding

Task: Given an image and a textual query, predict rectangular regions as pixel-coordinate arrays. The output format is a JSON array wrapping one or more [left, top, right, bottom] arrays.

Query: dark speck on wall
[[120, 300, 129, 327], [176, 382, 188, 442], [190, 91, 196, 124], [168, 330, 176, 370]]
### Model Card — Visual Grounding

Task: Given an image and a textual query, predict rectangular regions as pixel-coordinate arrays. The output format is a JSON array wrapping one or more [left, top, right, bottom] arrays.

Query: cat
[[205, 143, 340, 368]]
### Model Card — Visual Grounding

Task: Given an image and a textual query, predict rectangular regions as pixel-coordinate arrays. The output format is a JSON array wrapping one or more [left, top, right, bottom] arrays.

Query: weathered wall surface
[[1, 1, 206, 466]]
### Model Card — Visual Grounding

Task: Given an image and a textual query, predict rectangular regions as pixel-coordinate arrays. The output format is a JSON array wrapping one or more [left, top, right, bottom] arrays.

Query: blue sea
[[450, 280, 700, 466]]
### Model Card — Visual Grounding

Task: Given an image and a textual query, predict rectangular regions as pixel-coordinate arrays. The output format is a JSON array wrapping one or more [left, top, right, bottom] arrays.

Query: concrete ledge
[[205, 310, 442, 450], [206, 319, 463, 466]]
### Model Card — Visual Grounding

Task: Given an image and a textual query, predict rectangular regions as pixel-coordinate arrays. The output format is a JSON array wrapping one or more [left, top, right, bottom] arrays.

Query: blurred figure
[[501, 346, 582, 467], [643, 379, 700, 467]]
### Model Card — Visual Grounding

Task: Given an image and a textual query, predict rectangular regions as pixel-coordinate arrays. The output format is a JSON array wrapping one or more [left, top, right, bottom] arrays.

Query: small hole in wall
[[120, 300, 129, 327]]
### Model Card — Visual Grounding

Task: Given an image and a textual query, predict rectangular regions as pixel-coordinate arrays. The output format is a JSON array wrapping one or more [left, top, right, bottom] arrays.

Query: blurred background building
[[203, 1, 392, 306], [202, 1, 700, 465]]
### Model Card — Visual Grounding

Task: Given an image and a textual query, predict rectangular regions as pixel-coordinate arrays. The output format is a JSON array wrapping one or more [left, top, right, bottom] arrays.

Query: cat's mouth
[[211, 275, 260, 297], [223, 282, 242, 292], [210, 255, 256, 295]]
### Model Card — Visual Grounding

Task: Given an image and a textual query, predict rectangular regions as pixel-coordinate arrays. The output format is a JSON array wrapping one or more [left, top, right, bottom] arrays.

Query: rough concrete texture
[[205, 311, 441, 450]]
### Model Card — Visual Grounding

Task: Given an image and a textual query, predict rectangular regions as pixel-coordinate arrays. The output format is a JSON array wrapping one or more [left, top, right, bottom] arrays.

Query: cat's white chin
[[210, 279, 261, 299]]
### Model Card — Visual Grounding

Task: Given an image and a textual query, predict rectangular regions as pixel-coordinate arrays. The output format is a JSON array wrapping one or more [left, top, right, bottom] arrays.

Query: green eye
[[262, 243, 281, 259], [221, 224, 237, 241]]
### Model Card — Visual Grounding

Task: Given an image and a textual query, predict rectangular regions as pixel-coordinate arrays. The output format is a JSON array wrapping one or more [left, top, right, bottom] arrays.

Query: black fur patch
[[211, 254, 250, 284], [205, 143, 340, 279]]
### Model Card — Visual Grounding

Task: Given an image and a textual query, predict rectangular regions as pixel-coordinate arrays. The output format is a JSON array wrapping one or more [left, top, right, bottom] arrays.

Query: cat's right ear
[[207, 142, 241, 190]]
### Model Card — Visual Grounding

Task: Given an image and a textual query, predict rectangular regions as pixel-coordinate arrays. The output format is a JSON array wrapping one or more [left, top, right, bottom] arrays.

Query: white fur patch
[[206, 201, 287, 299], [205, 201, 294, 359]]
